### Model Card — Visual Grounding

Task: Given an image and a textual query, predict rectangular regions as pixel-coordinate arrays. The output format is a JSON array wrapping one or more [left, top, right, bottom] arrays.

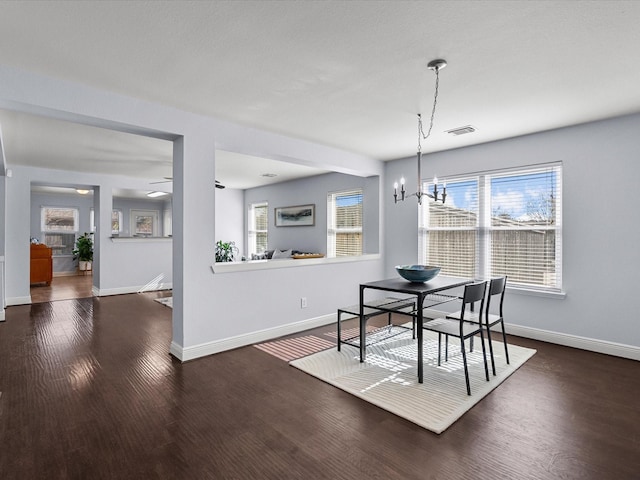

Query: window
[[112, 210, 123, 234], [130, 210, 159, 237], [419, 164, 562, 292], [328, 189, 363, 257], [90, 209, 124, 234], [248, 202, 268, 256], [41, 206, 79, 255]]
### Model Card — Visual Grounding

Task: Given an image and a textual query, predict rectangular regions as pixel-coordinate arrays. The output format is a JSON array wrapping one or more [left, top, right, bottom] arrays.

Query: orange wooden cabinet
[[30, 244, 53, 285]]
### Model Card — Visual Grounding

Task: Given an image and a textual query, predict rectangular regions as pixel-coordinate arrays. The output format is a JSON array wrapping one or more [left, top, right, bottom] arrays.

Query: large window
[[419, 164, 562, 292], [248, 202, 268, 256], [41, 206, 79, 255], [327, 189, 363, 257]]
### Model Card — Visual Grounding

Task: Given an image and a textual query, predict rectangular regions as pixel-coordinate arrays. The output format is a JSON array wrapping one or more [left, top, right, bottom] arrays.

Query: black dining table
[[359, 276, 474, 383]]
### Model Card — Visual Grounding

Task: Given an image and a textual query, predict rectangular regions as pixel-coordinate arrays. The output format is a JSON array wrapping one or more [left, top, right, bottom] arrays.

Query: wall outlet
[[300, 297, 308, 308]]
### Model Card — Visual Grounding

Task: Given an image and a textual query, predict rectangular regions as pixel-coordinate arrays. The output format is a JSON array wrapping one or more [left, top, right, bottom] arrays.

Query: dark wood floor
[[1, 294, 639, 479], [30, 274, 94, 303]]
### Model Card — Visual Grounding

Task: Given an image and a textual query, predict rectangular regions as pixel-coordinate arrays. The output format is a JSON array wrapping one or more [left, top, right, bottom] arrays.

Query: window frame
[[40, 206, 80, 256], [327, 188, 364, 258], [248, 202, 268, 257], [419, 163, 563, 294]]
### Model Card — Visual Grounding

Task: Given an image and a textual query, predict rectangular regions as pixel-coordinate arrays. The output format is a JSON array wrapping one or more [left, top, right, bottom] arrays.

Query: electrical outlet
[[300, 297, 308, 308]]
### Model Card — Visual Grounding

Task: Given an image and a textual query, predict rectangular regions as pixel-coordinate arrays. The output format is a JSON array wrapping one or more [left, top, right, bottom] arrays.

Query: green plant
[[215, 240, 238, 263], [73, 232, 94, 262]]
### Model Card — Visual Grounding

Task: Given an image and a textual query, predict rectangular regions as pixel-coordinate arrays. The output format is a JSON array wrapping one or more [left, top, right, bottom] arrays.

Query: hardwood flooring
[[30, 274, 94, 303], [0, 294, 638, 479]]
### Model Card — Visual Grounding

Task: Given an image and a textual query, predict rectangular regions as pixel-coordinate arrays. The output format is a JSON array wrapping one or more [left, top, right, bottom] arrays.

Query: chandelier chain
[[418, 66, 441, 152]]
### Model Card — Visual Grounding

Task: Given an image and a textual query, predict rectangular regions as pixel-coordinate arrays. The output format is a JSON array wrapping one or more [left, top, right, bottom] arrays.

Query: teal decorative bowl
[[395, 265, 441, 283]]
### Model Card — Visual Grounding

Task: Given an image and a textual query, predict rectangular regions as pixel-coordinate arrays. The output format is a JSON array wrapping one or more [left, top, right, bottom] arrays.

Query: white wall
[[385, 113, 640, 353], [215, 187, 244, 256], [0, 64, 384, 357]]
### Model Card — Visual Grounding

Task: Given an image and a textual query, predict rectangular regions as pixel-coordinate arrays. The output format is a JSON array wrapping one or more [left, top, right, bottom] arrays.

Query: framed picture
[[275, 204, 315, 227]]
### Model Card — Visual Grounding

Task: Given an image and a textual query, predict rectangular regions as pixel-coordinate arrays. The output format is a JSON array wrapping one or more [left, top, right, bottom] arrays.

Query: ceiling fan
[[150, 177, 225, 189]]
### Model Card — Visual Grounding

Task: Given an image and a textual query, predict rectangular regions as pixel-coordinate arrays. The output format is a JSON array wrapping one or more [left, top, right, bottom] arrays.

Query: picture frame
[[275, 204, 315, 227]]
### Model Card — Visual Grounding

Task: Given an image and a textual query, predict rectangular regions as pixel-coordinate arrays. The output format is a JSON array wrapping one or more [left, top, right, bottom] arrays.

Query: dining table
[[359, 275, 474, 383]]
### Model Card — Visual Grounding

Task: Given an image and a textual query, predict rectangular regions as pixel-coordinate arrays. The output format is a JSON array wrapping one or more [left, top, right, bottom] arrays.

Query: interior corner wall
[[384, 113, 640, 349], [214, 187, 244, 255]]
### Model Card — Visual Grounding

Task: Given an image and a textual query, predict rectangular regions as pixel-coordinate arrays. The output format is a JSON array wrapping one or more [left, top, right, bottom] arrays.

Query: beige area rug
[[290, 327, 536, 434], [154, 296, 173, 308]]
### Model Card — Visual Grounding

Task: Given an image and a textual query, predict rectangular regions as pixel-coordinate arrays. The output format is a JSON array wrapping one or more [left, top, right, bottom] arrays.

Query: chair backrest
[[460, 281, 487, 323], [486, 276, 507, 318]]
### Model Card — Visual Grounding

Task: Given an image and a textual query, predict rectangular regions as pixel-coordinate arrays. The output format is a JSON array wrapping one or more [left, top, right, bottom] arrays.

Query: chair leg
[[445, 334, 449, 361], [460, 338, 471, 396], [486, 326, 497, 376], [479, 329, 490, 381], [337, 311, 342, 352], [500, 321, 510, 364], [437, 332, 443, 366]]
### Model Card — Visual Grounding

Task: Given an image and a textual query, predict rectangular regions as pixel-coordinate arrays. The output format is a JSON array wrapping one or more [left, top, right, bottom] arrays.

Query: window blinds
[[327, 189, 363, 257]]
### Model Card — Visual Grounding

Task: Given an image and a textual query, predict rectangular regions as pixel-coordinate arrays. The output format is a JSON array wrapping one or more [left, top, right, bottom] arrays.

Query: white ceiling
[[1, 1, 639, 187]]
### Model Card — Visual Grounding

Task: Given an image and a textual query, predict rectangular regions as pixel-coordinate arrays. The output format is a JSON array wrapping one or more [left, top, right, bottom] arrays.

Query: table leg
[[359, 285, 366, 363], [417, 294, 424, 383]]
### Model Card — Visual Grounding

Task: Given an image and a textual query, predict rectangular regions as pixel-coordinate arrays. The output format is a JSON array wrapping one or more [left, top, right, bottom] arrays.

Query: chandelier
[[393, 58, 447, 205]]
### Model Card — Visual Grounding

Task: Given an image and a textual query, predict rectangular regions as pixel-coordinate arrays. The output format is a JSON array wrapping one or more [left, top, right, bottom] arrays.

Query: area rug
[[290, 327, 536, 434], [154, 296, 173, 308]]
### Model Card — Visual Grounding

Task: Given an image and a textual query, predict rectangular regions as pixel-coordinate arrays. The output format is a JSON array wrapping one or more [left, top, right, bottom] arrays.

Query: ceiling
[[1, 1, 639, 188]]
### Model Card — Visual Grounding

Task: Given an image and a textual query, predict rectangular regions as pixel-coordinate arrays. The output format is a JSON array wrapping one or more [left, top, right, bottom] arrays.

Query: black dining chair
[[446, 276, 509, 376], [422, 281, 490, 396]]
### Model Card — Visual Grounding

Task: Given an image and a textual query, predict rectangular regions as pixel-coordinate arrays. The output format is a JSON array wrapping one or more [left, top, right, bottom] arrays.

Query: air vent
[[261, 173, 278, 178], [446, 125, 476, 136]]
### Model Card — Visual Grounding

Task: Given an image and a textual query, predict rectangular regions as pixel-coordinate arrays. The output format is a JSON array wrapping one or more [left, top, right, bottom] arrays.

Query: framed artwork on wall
[[274, 204, 315, 227]]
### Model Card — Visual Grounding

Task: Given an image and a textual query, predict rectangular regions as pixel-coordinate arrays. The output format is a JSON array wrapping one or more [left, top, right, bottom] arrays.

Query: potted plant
[[73, 232, 94, 272], [215, 240, 238, 263]]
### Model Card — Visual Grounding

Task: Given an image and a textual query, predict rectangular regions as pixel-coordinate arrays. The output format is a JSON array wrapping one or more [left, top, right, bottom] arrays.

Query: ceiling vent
[[446, 125, 476, 136]]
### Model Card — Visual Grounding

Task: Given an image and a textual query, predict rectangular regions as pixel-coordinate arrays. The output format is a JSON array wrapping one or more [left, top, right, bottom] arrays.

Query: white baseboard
[[0, 309, 5, 321], [170, 313, 336, 362], [6, 296, 32, 306], [93, 283, 173, 297], [53, 271, 82, 277], [506, 323, 640, 361], [170, 314, 640, 363]]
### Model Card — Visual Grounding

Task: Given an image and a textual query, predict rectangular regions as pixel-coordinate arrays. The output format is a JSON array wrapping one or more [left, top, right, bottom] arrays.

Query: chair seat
[[423, 317, 483, 338], [446, 310, 502, 326]]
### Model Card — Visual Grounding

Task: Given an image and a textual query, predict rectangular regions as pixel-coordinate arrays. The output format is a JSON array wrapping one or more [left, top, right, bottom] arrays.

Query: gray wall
[[112, 195, 171, 237], [385, 113, 640, 349], [214, 187, 244, 256], [243, 171, 380, 256]]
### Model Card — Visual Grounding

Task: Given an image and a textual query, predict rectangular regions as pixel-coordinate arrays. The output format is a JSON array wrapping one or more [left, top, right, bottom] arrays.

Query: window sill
[[507, 285, 566, 299], [212, 253, 381, 274], [110, 236, 172, 243]]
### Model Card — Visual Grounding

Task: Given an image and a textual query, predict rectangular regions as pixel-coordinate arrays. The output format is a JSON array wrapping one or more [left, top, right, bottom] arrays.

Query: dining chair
[[446, 276, 509, 376], [422, 281, 490, 396]]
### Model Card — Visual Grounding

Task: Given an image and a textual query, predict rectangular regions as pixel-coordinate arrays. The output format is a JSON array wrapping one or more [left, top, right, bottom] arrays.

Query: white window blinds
[[327, 189, 363, 257], [489, 165, 562, 290], [248, 203, 268, 256], [419, 178, 479, 278], [419, 163, 562, 293]]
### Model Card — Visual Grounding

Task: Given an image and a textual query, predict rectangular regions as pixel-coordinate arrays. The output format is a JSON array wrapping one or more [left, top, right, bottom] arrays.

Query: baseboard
[[170, 313, 336, 362], [6, 296, 32, 306], [170, 314, 640, 363], [506, 323, 640, 361], [0, 309, 5, 321], [53, 271, 82, 277], [93, 282, 173, 297]]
